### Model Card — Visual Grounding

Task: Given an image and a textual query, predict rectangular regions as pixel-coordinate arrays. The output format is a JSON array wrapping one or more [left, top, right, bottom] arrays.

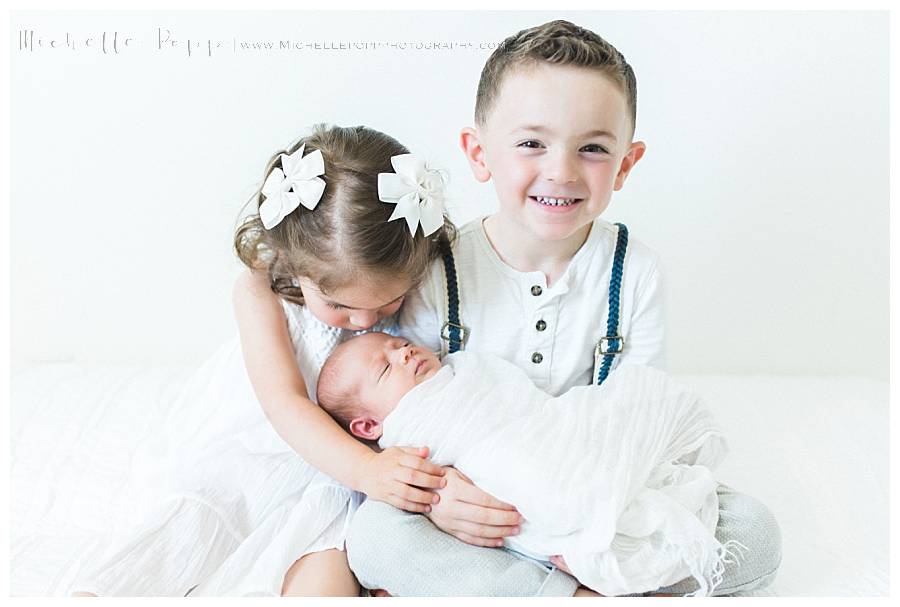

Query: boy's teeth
[[536, 196, 576, 206]]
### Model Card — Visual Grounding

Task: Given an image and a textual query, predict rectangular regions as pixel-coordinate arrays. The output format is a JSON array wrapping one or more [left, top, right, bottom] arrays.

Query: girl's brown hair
[[234, 124, 456, 304]]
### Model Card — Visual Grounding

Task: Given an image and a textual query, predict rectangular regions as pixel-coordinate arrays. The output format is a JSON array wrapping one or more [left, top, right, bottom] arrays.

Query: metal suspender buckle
[[441, 321, 470, 347], [597, 335, 625, 356]]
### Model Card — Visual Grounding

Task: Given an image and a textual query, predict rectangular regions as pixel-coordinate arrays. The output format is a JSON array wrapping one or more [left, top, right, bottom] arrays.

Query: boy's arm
[[425, 466, 522, 547], [620, 254, 666, 371], [232, 269, 445, 511]]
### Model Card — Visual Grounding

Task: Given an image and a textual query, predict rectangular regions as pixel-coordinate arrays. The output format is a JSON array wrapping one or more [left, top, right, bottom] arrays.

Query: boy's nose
[[544, 151, 578, 183]]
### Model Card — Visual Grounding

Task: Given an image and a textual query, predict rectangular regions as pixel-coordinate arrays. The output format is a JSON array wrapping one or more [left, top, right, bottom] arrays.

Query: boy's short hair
[[475, 20, 638, 135]]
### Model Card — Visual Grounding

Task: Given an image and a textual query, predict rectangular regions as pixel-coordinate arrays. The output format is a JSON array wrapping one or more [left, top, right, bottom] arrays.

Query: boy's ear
[[349, 415, 383, 441], [613, 140, 647, 191], [460, 127, 492, 183]]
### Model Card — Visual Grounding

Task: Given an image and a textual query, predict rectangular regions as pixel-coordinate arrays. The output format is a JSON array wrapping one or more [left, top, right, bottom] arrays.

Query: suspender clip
[[596, 335, 625, 356], [440, 321, 470, 349], [593, 335, 625, 385]]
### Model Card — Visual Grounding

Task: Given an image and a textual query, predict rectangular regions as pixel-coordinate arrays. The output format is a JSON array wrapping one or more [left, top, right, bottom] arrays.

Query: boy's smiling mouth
[[529, 195, 583, 209]]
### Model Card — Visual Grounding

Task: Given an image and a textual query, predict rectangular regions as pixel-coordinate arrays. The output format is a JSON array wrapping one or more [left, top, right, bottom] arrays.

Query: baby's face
[[342, 332, 442, 421]]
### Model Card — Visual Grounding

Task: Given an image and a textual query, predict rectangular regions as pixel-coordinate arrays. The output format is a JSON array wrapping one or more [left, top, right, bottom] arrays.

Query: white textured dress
[[70, 301, 395, 596]]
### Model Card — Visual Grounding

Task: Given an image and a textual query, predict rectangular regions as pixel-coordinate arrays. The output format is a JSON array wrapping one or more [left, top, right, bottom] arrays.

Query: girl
[[70, 124, 454, 596]]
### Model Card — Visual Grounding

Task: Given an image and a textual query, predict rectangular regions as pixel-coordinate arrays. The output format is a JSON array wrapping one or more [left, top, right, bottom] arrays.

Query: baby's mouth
[[529, 195, 583, 207], [414, 359, 427, 375]]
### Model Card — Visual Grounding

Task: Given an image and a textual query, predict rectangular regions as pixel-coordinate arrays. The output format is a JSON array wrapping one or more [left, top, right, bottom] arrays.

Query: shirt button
[[535, 320, 547, 331], [531, 352, 543, 364], [531, 285, 543, 296]]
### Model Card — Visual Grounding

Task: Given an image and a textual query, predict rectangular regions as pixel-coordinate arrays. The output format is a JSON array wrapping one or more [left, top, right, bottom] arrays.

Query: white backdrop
[[9, 10, 889, 378]]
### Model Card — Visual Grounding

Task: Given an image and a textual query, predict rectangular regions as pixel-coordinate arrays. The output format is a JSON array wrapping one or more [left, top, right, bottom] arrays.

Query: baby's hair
[[234, 124, 456, 304], [474, 20, 637, 135], [316, 339, 362, 433]]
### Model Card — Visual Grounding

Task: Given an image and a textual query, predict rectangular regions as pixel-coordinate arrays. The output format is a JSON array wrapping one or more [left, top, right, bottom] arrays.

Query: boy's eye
[[517, 140, 544, 149], [581, 144, 609, 154], [327, 302, 346, 310]]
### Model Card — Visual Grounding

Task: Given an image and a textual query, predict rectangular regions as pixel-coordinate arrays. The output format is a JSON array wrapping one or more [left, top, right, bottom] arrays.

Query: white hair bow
[[377, 154, 446, 237], [259, 144, 326, 229]]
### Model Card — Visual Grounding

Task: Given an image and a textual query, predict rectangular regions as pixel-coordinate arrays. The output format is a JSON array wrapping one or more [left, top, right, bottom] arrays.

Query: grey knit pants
[[346, 485, 781, 596]]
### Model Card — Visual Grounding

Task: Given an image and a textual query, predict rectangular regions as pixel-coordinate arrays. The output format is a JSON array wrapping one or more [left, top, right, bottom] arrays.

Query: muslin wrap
[[379, 353, 730, 596]]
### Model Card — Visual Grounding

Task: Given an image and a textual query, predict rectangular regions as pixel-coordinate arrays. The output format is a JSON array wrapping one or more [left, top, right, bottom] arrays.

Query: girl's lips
[[415, 359, 426, 374]]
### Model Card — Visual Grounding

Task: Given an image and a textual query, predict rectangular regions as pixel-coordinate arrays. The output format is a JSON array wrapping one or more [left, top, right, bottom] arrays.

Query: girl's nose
[[350, 310, 378, 329]]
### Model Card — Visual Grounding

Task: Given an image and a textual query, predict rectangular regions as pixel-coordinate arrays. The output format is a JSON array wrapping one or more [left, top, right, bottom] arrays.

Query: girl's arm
[[233, 269, 445, 512]]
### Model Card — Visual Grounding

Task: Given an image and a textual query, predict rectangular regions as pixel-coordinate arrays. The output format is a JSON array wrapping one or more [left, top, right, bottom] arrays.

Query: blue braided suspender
[[440, 222, 629, 378], [440, 247, 467, 354], [594, 223, 629, 385]]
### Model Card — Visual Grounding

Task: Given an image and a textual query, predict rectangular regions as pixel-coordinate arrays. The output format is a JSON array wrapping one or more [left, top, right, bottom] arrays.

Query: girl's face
[[297, 276, 411, 331]]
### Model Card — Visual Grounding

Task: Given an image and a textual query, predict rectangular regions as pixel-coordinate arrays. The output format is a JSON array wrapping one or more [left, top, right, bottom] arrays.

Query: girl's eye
[[382, 297, 404, 311], [327, 303, 346, 310], [518, 140, 544, 149], [581, 144, 609, 154]]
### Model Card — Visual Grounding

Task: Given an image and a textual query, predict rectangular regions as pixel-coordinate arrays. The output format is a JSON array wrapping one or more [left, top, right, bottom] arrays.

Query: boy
[[346, 20, 781, 596], [319, 332, 729, 596]]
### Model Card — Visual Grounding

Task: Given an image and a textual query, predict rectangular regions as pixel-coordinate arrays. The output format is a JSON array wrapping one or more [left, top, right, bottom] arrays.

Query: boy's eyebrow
[[327, 294, 405, 311], [512, 125, 618, 142]]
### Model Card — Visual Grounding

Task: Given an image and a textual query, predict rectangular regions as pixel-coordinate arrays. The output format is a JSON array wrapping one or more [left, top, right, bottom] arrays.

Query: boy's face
[[341, 332, 441, 440], [462, 63, 645, 243]]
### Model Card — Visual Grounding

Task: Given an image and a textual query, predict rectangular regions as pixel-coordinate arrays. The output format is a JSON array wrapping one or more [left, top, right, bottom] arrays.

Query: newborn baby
[[317, 332, 730, 596]]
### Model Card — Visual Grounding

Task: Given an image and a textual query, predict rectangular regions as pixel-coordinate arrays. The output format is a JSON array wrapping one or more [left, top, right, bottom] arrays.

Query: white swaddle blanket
[[378, 353, 730, 596]]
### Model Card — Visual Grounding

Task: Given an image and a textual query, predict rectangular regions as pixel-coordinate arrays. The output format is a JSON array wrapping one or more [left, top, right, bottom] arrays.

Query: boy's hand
[[360, 447, 446, 513], [549, 555, 572, 575], [550, 557, 602, 597], [426, 467, 522, 547]]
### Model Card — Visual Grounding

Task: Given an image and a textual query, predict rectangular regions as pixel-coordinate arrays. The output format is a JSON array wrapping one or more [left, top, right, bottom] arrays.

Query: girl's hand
[[426, 467, 522, 547], [359, 446, 446, 513]]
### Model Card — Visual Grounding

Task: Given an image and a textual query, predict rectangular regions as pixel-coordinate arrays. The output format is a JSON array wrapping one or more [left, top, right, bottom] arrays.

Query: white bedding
[[9, 363, 889, 596]]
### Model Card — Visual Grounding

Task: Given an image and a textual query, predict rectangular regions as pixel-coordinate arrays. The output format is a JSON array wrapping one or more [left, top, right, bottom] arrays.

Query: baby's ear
[[460, 127, 491, 183], [349, 416, 383, 441]]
